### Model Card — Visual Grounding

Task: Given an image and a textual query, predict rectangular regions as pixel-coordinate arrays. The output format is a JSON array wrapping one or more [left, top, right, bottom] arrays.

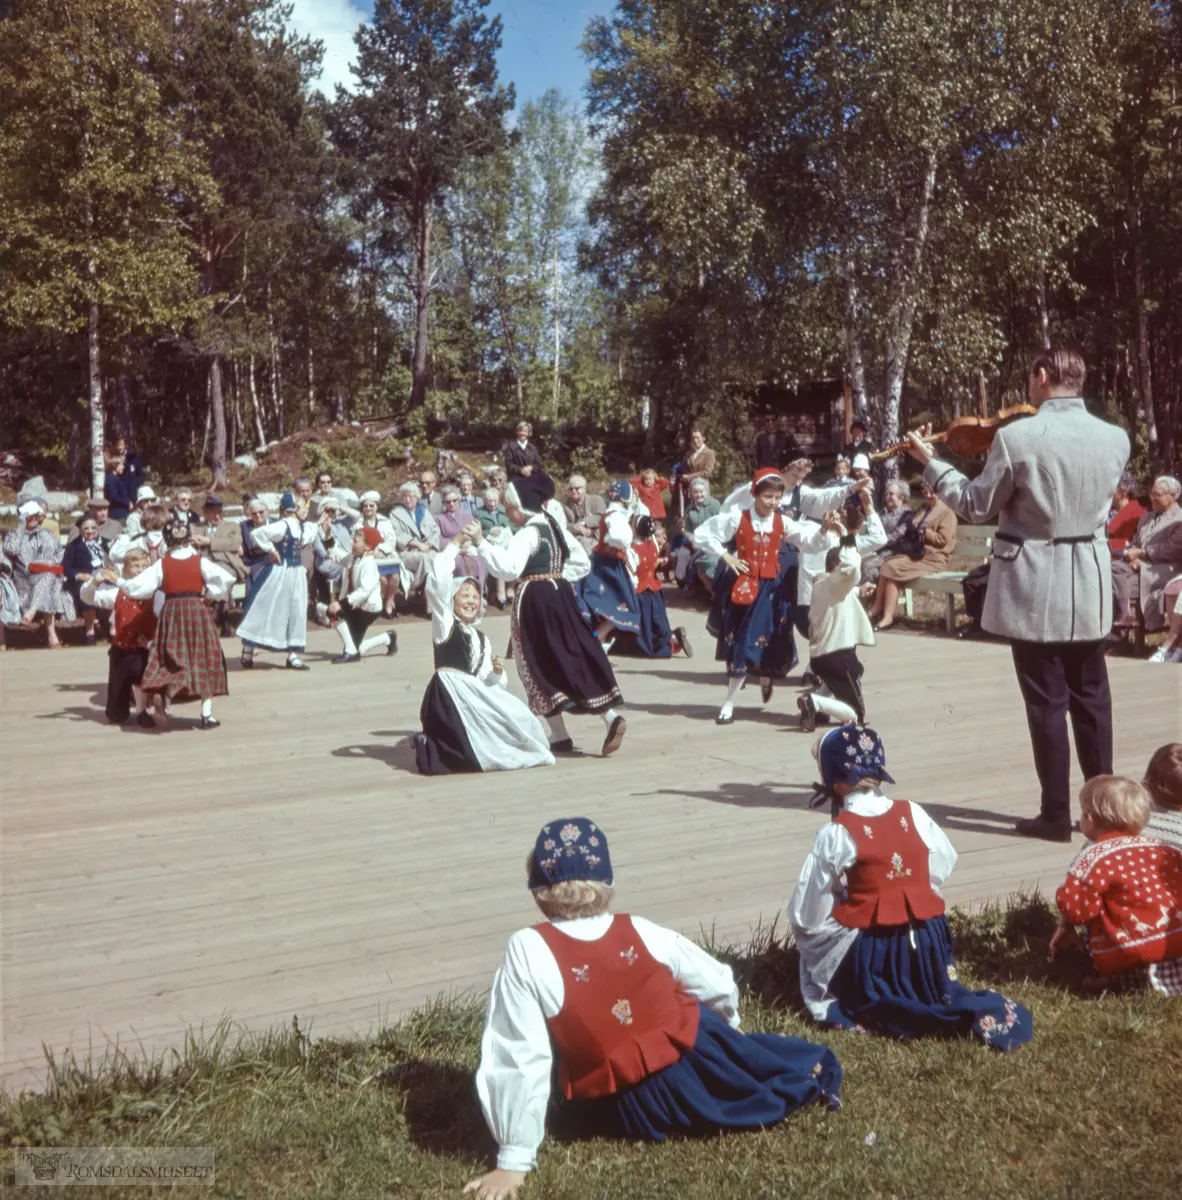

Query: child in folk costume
[[412, 540, 554, 775], [575, 479, 642, 648], [695, 468, 841, 725], [116, 521, 233, 730], [318, 527, 399, 664], [606, 516, 692, 659], [789, 725, 1033, 1049], [466, 818, 842, 1200], [80, 550, 160, 725], [237, 491, 316, 671], [798, 520, 875, 733], [464, 473, 628, 758], [1050, 775, 1182, 995]]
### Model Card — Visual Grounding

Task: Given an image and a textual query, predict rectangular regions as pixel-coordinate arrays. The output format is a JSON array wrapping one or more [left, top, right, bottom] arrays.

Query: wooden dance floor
[[1, 607, 1178, 1094]]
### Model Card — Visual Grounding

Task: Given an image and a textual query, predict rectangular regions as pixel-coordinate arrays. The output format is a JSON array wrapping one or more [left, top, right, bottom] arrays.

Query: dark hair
[[825, 546, 842, 572], [850, 418, 867, 432], [1144, 743, 1182, 812], [636, 515, 655, 539], [143, 504, 169, 532], [1029, 348, 1086, 394], [841, 499, 865, 533]]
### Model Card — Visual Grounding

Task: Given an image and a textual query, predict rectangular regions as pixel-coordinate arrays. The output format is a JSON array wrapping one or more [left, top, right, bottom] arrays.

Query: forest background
[[2, 0, 1181, 496]]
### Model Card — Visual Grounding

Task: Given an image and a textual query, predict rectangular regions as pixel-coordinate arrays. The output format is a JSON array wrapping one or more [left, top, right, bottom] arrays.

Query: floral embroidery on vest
[[571, 965, 591, 984], [620, 946, 638, 966], [863, 824, 874, 839], [886, 851, 912, 880], [612, 999, 633, 1026], [900, 815, 910, 832]]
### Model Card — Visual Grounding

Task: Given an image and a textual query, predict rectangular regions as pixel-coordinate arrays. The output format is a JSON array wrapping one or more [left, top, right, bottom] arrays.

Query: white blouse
[[797, 508, 887, 606], [476, 913, 740, 1174], [721, 480, 854, 519], [788, 790, 958, 1021], [476, 514, 591, 584], [249, 516, 317, 553], [692, 506, 836, 560], [117, 547, 234, 602], [425, 543, 501, 684]]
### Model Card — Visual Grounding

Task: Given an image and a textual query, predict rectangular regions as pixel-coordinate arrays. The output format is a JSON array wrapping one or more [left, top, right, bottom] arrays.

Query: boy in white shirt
[[799, 513, 875, 732]]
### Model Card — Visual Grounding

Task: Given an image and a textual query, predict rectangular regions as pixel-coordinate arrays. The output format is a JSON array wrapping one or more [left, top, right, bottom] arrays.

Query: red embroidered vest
[[734, 510, 784, 580], [633, 542, 660, 594], [593, 537, 627, 562], [161, 554, 204, 595], [832, 801, 946, 928], [112, 592, 157, 650], [534, 915, 700, 1100]]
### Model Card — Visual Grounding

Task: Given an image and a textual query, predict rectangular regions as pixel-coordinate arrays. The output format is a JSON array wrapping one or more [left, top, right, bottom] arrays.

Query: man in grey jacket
[[907, 348, 1130, 842]]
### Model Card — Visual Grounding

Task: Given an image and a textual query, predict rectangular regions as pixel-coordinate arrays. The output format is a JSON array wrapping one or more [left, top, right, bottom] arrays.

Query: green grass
[[3, 897, 1180, 1199]]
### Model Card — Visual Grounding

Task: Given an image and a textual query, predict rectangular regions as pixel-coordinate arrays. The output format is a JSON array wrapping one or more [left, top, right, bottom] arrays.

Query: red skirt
[[140, 596, 228, 702]]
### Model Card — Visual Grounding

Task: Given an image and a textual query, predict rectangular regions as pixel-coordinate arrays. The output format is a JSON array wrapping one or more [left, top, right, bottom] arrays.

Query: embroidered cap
[[752, 466, 786, 494], [812, 724, 895, 807], [279, 491, 297, 513], [528, 818, 613, 889], [607, 479, 633, 505]]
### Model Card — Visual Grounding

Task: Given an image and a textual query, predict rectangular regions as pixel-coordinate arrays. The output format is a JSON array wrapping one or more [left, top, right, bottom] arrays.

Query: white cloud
[[287, 1, 369, 96]]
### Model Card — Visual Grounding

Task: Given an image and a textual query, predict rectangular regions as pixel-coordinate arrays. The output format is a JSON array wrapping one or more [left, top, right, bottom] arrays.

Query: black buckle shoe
[[1014, 816, 1072, 843], [386, 631, 399, 656]]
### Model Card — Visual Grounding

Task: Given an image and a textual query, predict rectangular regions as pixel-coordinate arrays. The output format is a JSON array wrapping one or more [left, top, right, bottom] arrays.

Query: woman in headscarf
[[413, 539, 554, 775], [388, 481, 441, 601], [3, 500, 75, 647], [236, 491, 316, 671], [463, 473, 627, 758]]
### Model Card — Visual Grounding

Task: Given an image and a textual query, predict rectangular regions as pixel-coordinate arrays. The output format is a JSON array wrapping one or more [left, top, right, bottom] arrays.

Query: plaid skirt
[[141, 596, 228, 702]]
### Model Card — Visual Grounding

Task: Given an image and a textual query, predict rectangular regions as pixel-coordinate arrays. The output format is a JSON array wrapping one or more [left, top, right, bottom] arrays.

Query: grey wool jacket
[[923, 397, 1130, 643]]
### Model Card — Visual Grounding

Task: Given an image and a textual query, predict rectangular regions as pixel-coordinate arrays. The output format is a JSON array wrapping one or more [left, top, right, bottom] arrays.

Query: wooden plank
[[1, 606, 1177, 1095]]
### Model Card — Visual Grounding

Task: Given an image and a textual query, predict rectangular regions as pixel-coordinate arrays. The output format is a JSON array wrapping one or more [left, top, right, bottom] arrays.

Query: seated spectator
[[192, 495, 245, 636], [1143, 743, 1182, 852], [859, 480, 915, 590], [311, 495, 355, 589], [103, 455, 135, 522], [63, 513, 109, 644], [437, 484, 486, 590], [679, 477, 722, 588], [489, 465, 509, 496], [562, 474, 606, 555], [457, 472, 482, 517], [388, 483, 441, 600], [357, 490, 402, 617], [291, 476, 314, 520], [1112, 475, 1182, 632], [477, 487, 512, 608], [824, 456, 852, 487], [3, 501, 74, 647], [67, 495, 122, 546], [1107, 472, 1146, 556], [239, 497, 272, 606], [1, 546, 24, 651], [416, 468, 444, 517], [842, 419, 874, 463], [630, 467, 671, 524], [122, 485, 157, 537], [170, 487, 198, 532], [502, 419, 543, 481], [867, 483, 957, 631], [1051, 775, 1182, 995], [110, 504, 168, 568]]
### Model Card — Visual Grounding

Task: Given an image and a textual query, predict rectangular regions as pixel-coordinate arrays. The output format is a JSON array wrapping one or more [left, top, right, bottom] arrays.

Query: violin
[[870, 404, 1038, 462]]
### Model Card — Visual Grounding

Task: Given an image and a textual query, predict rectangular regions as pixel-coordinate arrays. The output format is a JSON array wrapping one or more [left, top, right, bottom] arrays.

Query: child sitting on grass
[[1143, 743, 1182, 852], [789, 724, 1034, 1049], [466, 818, 842, 1200], [1050, 774, 1182, 995]]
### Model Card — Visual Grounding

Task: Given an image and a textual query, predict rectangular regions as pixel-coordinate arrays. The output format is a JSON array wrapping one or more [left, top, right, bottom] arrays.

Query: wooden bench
[[898, 524, 997, 633]]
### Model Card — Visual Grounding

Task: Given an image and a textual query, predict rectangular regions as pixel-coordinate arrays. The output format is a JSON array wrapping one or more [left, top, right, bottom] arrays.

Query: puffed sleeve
[[560, 527, 591, 582], [426, 542, 460, 642], [789, 822, 857, 937], [692, 508, 742, 557], [199, 557, 234, 600], [907, 801, 958, 888], [117, 559, 164, 600], [250, 520, 288, 552], [475, 932, 556, 1174], [476, 524, 537, 581]]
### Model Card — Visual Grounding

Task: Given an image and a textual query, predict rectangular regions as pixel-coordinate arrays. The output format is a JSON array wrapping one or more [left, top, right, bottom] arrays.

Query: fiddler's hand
[[906, 423, 936, 465], [492, 655, 504, 675], [464, 1169, 526, 1200], [462, 520, 484, 546]]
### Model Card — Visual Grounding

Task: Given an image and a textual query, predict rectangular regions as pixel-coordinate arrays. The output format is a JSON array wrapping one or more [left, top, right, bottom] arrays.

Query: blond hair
[[122, 548, 151, 570], [1079, 775, 1150, 834], [525, 852, 613, 921]]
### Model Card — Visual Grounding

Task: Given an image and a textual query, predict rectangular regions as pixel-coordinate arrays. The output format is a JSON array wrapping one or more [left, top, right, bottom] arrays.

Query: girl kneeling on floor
[[467, 818, 841, 1200], [789, 724, 1033, 1050]]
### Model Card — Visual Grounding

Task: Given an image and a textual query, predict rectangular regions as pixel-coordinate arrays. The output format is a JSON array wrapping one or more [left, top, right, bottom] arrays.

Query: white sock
[[602, 707, 621, 727], [724, 676, 746, 705], [287, 653, 303, 667], [132, 686, 147, 715], [200, 698, 213, 719], [811, 690, 858, 723], [315, 602, 330, 625], [336, 623, 358, 655], [547, 714, 570, 741], [358, 632, 389, 656]]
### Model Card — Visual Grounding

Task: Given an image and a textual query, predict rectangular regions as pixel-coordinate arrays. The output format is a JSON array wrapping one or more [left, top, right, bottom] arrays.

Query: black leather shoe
[[333, 653, 360, 664], [286, 659, 311, 671], [200, 716, 221, 730], [1014, 816, 1072, 843], [136, 710, 156, 729], [760, 679, 774, 704], [798, 693, 817, 733], [549, 738, 575, 754], [674, 627, 693, 658], [386, 631, 399, 656]]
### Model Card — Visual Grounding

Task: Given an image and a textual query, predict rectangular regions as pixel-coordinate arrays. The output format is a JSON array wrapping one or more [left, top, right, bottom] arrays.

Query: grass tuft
[[3, 896, 1180, 1198]]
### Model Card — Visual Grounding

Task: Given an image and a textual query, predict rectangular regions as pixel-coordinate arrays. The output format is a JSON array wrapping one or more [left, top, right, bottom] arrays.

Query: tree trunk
[[208, 356, 228, 489], [229, 360, 240, 463], [1128, 194, 1159, 468], [552, 233, 562, 418], [267, 284, 283, 439], [306, 333, 315, 426], [410, 195, 433, 410], [88, 296, 104, 497], [1036, 264, 1052, 350], [841, 248, 869, 426], [334, 386, 344, 424], [248, 354, 266, 448]]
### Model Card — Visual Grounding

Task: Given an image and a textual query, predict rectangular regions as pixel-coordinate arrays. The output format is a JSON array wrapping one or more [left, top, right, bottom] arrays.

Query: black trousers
[[962, 563, 990, 629], [811, 647, 866, 722], [1010, 639, 1113, 828]]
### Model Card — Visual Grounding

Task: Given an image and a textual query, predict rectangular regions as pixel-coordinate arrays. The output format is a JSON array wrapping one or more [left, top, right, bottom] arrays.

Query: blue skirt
[[576, 556, 641, 634], [377, 563, 401, 578], [825, 916, 1033, 1052], [612, 1005, 840, 1141], [706, 568, 797, 678], [610, 591, 674, 658]]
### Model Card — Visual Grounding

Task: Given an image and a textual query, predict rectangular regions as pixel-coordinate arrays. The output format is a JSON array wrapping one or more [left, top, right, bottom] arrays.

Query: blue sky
[[288, 1, 613, 108]]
